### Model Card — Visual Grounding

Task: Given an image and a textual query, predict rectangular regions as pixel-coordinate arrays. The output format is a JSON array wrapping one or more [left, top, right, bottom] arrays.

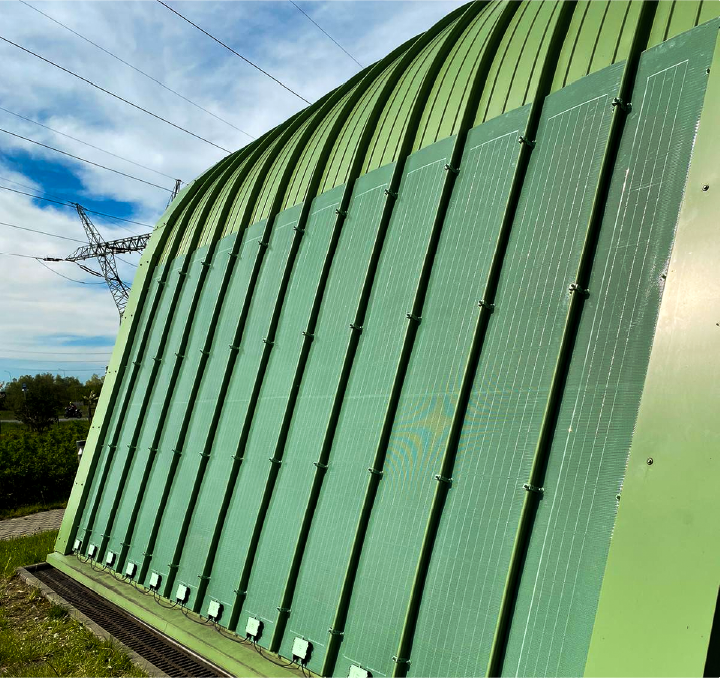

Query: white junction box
[[72, 539, 82, 552], [149, 571, 161, 590], [105, 551, 116, 566], [87, 544, 97, 559], [348, 665, 372, 678], [292, 636, 311, 662], [125, 562, 137, 578], [246, 616, 262, 639], [175, 583, 190, 603], [207, 600, 222, 621]]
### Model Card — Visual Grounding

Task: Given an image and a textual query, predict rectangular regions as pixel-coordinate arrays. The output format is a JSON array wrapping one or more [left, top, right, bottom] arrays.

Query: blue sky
[[0, 0, 465, 385]]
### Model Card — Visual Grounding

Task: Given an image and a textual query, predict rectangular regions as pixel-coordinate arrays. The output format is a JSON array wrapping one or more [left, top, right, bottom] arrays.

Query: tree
[[5, 374, 70, 433]]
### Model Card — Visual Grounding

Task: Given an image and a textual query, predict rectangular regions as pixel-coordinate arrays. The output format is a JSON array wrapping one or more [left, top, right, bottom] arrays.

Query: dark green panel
[[171, 220, 267, 609], [236, 162, 394, 647], [145, 232, 242, 588], [504, 26, 716, 677], [338, 107, 530, 678], [408, 63, 623, 678], [231, 183, 346, 631], [76, 265, 166, 541], [202, 205, 301, 615], [121, 246, 212, 573], [284, 136, 456, 674], [91, 258, 186, 557]]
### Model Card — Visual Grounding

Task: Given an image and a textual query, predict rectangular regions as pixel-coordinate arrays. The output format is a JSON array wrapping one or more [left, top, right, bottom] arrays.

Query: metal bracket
[[406, 312, 422, 324], [392, 656, 412, 666], [147, 446, 156, 453], [127, 444, 137, 452], [233, 589, 247, 596], [368, 467, 384, 477], [313, 461, 328, 470], [350, 323, 363, 334], [200, 349, 210, 356], [435, 474, 453, 486], [294, 225, 305, 233], [611, 97, 632, 113], [198, 451, 211, 458], [302, 330, 314, 340], [478, 299, 495, 313], [384, 188, 398, 198], [229, 344, 240, 352], [178, 270, 188, 277], [231, 454, 244, 461], [263, 338, 274, 345], [227, 251, 239, 259], [568, 282, 589, 297], [444, 163, 459, 175], [156, 279, 166, 285], [142, 551, 153, 558], [335, 208, 347, 217], [269, 457, 282, 466], [518, 135, 536, 148], [168, 563, 180, 571], [201, 259, 211, 268], [276, 606, 291, 613], [172, 449, 182, 457], [328, 628, 344, 637], [523, 482, 544, 495], [175, 352, 185, 359], [258, 241, 269, 249], [153, 356, 162, 363], [197, 574, 211, 581]]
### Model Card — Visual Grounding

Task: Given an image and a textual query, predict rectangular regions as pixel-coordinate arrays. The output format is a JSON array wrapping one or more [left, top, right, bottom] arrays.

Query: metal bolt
[[707, 68, 711, 75], [647, 457, 654, 466], [702, 184, 710, 191]]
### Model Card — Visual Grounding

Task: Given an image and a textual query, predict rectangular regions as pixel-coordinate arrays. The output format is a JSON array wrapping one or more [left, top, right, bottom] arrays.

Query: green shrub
[[0, 422, 88, 510]]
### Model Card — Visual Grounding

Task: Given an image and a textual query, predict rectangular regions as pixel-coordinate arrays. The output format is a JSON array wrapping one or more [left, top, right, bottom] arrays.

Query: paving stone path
[[0, 509, 65, 540]]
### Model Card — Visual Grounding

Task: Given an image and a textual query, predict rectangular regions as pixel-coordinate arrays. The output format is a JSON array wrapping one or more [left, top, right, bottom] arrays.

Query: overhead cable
[[0, 105, 183, 183], [1, 126, 173, 192], [0, 34, 232, 153], [36, 259, 107, 284], [1, 348, 112, 355], [288, 0, 363, 68], [0, 184, 153, 229], [0, 219, 86, 243], [18, 1, 253, 140], [156, 0, 311, 105]]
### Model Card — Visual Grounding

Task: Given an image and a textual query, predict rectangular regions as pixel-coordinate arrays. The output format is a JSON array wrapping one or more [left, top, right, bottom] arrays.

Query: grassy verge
[[0, 501, 67, 521], [0, 531, 147, 677]]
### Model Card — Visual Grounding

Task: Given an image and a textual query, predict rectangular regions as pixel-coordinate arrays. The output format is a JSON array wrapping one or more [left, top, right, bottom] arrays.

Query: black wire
[[0, 348, 111, 355], [0, 105, 184, 183], [0, 35, 232, 154], [0, 219, 87, 244], [213, 622, 252, 645], [288, 0, 363, 68], [0, 127, 172, 192], [152, 590, 179, 609], [17, 1, 253, 140], [0, 184, 152, 229], [156, 0, 311, 105], [252, 641, 297, 669], [35, 259, 107, 285]]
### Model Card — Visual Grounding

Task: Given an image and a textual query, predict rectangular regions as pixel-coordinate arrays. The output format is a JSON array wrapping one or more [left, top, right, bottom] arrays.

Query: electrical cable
[[288, 0, 363, 68], [156, 0, 311, 105], [35, 258, 107, 284], [252, 641, 297, 669], [18, 1, 253, 140], [0, 349, 112, 355], [0, 35, 232, 153], [0, 184, 153, 229], [0, 220, 87, 244], [213, 622, 252, 645], [2, 358, 109, 363], [0, 127, 173, 192], [0, 105, 184, 183]]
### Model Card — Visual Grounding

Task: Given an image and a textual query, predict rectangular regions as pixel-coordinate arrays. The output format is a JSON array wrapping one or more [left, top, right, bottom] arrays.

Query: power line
[[1, 349, 112, 355], [0, 105, 183, 183], [19, 0, 254, 140], [0, 219, 86, 244], [288, 0, 363, 68], [0, 250, 38, 259], [0, 358, 109, 363], [3, 366, 107, 372], [0, 184, 153, 229], [36, 258, 108, 285], [0, 34, 232, 154], [156, 0, 311, 105], [1, 126, 173, 192]]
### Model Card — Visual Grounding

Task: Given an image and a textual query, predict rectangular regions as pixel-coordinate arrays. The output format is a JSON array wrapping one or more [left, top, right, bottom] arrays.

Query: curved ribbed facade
[[54, 2, 720, 676]]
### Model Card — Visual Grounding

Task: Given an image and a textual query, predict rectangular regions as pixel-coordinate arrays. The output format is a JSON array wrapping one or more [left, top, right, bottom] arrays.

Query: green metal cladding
[[54, 2, 720, 676]]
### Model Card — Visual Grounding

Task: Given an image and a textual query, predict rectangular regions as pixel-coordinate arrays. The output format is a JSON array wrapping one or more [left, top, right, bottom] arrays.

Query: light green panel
[[232, 184, 346, 631], [175, 177, 223, 258], [76, 265, 168, 544], [362, 22, 458, 175], [251, 121, 314, 224], [504, 28, 715, 676], [477, 1, 560, 125], [197, 160, 250, 249], [413, 1, 507, 152], [648, 1, 720, 48], [338, 110, 529, 678], [222, 144, 278, 239], [285, 137, 455, 673], [172, 220, 267, 610], [158, 201, 194, 264], [90, 255, 186, 556], [120, 246, 211, 573], [551, 1, 641, 93], [203, 206, 301, 616], [143, 234, 241, 586], [283, 90, 356, 210], [245, 163, 394, 650], [318, 52, 407, 195], [411, 64, 622, 678]]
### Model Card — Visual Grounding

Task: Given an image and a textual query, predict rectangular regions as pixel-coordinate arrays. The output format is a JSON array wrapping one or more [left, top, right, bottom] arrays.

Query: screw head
[[647, 457, 654, 466], [702, 184, 710, 191]]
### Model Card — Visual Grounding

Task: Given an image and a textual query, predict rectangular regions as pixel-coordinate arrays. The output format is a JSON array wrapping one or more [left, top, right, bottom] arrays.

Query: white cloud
[[0, 0, 466, 381]]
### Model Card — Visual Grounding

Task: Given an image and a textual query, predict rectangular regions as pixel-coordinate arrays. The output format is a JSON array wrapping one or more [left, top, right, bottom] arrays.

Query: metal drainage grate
[[31, 565, 229, 677]]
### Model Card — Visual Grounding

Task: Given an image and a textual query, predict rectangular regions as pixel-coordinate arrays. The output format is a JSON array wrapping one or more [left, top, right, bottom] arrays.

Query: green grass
[[0, 531, 148, 677], [0, 501, 67, 522]]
